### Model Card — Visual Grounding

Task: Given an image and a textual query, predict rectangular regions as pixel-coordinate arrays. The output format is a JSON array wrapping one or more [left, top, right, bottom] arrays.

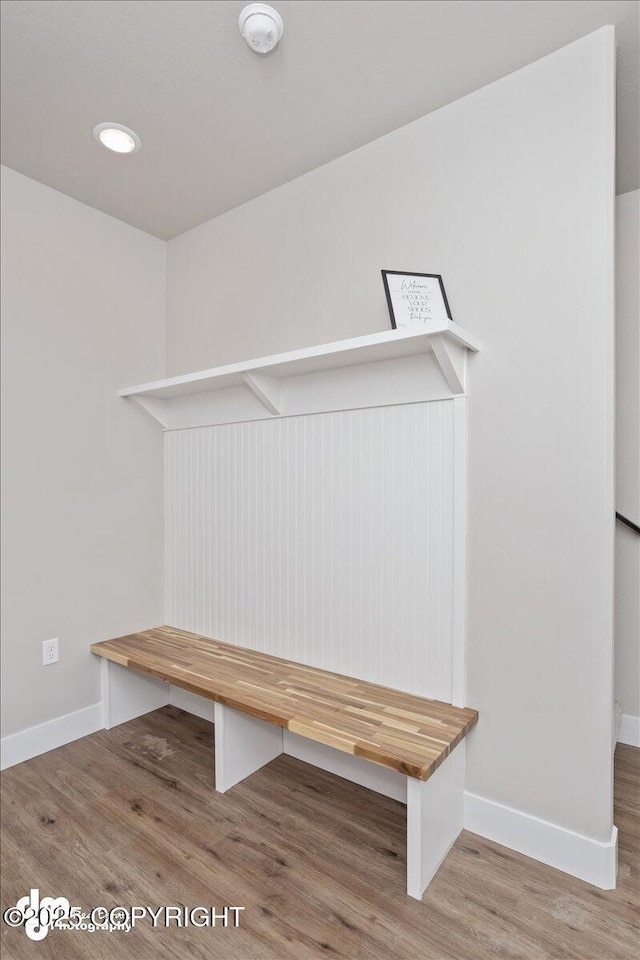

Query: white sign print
[[382, 271, 452, 329]]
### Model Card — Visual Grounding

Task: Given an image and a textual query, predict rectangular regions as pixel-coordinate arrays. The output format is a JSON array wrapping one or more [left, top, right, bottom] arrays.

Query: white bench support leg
[[214, 702, 283, 794], [406, 743, 465, 899], [101, 659, 169, 730]]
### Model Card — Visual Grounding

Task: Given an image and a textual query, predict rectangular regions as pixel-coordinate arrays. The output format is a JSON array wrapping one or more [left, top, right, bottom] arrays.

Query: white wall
[[165, 29, 616, 843], [0, 167, 166, 737], [615, 189, 640, 730]]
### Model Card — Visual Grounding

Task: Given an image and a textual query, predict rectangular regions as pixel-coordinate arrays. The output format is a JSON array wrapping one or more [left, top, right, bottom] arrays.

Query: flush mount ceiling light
[[93, 122, 141, 154], [239, 3, 283, 55]]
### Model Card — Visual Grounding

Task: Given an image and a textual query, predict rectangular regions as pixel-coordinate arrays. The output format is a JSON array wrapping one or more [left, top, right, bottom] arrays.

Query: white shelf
[[120, 321, 480, 430]]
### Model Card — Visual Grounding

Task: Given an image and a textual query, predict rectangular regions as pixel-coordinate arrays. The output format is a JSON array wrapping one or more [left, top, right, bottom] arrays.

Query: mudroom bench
[[91, 625, 478, 900]]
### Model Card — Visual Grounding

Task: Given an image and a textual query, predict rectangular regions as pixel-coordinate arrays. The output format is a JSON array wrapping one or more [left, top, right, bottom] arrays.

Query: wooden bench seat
[[91, 625, 477, 782], [92, 625, 478, 900]]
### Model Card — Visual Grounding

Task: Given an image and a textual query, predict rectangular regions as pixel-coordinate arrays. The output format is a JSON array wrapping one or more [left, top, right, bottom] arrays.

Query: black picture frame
[[381, 270, 453, 330]]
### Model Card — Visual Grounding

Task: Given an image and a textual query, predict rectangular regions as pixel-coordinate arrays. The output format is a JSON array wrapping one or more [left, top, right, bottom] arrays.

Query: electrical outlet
[[42, 638, 59, 666]]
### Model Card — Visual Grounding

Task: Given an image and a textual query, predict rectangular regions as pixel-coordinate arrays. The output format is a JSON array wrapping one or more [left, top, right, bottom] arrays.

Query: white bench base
[[102, 659, 465, 900], [213, 701, 283, 793], [406, 744, 465, 897]]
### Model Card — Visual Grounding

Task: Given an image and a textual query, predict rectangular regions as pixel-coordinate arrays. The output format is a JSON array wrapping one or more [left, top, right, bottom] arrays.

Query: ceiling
[[2, 0, 638, 240]]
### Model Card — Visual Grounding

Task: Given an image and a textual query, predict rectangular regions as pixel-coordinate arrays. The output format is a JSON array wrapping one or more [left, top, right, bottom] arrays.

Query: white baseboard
[[464, 791, 618, 890], [1, 702, 103, 771], [618, 714, 640, 747]]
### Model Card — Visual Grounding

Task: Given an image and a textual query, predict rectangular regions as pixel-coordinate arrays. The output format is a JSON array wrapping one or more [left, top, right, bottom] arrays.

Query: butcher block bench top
[[91, 626, 478, 781]]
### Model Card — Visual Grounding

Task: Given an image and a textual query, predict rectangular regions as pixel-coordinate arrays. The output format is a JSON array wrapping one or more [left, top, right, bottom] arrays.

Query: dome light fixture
[[93, 122, 141, 154], [239, 3, 283, 55]]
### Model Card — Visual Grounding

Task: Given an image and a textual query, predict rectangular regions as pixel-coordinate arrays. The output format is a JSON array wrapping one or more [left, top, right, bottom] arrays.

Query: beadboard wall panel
[[164, 402, 455, 701]]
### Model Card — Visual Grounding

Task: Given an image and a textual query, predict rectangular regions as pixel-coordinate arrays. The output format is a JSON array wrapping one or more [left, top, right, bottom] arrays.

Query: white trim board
[[464, 792, 618, 890], [0, 702, 103, 771], [618, 714, 640, 748]]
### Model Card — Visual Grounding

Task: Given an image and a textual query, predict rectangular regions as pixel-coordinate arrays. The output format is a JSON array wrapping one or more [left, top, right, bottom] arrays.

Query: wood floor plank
[[91, 626, 478, 781], [1, 711, 638, 960]]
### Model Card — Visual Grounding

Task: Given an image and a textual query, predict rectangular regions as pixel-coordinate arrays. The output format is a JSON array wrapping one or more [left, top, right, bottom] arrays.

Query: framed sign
[[381, 271, 452, 329]]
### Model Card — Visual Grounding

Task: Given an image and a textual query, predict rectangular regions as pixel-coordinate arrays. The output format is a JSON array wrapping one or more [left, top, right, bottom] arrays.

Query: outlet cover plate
[[42, 638, 59, 665]]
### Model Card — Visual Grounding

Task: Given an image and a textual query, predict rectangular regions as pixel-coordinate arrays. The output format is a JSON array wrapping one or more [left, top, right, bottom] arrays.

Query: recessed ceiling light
[[93, 122, 141, 155]]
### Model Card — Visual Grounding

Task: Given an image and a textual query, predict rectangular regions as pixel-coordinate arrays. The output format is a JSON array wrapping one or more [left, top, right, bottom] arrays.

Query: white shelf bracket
[[430, 336, 466, 396], [130, 396, 171, 428], [242, 372, 282, 415]]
